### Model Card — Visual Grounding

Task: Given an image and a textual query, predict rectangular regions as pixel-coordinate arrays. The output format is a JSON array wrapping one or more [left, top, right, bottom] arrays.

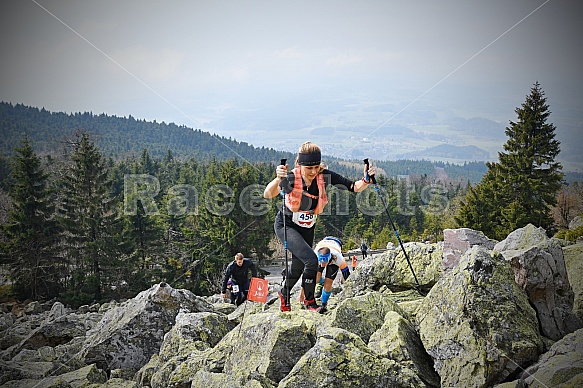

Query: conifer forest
[[1, 82, 581, 306]]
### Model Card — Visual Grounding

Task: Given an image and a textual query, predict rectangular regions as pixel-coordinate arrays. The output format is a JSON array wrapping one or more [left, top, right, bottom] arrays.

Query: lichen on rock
[[279, 326, 424, 388], [417, 246, 543, 388]]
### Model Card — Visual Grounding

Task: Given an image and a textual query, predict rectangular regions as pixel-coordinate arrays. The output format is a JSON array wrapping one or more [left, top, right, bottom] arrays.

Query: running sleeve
[[323, 169, 356, 192]]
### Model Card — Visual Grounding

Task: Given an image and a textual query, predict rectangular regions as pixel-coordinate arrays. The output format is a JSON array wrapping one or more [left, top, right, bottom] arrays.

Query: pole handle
[[363, 158, 376, 184], [279, 159, 288, 197]]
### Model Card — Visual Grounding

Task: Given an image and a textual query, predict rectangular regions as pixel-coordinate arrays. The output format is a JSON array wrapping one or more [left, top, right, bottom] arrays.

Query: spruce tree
[[457, 82, 563, 239], [456, 163, 506, 239], [2, 137, 62, 299], [58, 133, 118, 304], [120, 193, 164, 291]]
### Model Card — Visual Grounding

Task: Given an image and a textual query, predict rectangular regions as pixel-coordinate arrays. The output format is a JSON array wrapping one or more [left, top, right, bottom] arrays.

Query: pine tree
[[120, 193, 165, 291], [342, 212, 367, 250], [456, 164, 505, 239], [423, 192, 446, 242], [58, 133, 118, 304], [457, 82, 563, 239], [2, 137, 62, 299]]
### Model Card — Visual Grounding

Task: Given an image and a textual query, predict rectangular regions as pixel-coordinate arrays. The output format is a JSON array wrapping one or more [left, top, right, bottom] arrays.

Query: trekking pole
[[364, 159, 422, 290], [279, 159, 291, 305]]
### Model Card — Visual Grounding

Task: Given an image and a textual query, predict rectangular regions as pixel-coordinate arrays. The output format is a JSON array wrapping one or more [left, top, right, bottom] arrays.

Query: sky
[[1, 0, 582, 170]]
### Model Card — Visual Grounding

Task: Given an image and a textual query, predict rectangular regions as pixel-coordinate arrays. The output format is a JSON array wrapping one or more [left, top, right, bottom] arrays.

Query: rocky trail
[[1, 224, 582, 387]]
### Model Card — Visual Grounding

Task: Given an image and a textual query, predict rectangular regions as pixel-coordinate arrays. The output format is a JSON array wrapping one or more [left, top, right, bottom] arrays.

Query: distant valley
[[198, 92, 580, 172]]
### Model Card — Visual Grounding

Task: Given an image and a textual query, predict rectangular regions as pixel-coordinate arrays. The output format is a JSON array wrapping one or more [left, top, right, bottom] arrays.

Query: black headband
[[297, 151, 321, 166]]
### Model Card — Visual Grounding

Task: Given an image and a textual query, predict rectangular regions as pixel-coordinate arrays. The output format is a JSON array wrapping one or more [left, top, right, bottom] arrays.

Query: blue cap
[[318, 251, 331, 264]]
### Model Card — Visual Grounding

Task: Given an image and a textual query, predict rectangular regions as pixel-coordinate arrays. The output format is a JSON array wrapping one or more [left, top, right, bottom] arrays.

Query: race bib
[[232, 284, 239, 293], [292, 211, 317, 228]]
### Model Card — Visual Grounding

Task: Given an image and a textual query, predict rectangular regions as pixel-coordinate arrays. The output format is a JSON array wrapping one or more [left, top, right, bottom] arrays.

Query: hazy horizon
[[1, 0, 582, 170]]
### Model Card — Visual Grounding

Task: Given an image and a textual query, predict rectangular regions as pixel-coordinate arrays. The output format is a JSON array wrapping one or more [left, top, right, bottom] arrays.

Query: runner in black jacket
[[263, 141, 375, 312], [361, 241, 368, 259], [221, 253, 257, 306]]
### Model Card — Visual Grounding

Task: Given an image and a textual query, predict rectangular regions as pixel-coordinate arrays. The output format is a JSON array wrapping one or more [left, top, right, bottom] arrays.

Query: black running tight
[[274, 211, 318, 301]]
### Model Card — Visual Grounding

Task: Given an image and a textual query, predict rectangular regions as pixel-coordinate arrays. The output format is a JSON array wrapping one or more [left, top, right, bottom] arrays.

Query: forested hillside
[[1, 101, 489, 183], [0, 102, 294, 163]]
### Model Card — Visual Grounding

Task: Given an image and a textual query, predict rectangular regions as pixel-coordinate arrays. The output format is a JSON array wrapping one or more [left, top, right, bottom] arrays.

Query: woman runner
[[263, 141, 375, 312]]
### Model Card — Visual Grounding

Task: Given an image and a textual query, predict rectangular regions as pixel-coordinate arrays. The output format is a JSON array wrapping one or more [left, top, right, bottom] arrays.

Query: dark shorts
[[318, 263, 339, 280]]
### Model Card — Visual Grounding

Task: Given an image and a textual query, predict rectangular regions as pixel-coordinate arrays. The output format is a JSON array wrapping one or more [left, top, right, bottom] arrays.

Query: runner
[[361, 241, 368, 259], [221, 253, 257, 306], [313, 236, 349, 313], [263, 141, 375, 312]]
